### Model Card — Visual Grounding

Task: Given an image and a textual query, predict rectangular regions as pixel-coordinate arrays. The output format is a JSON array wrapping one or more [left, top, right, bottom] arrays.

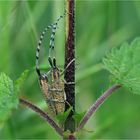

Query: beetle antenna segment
[[48, 57, 54, 68], [49, 11, 67, 59], [53, 57, 57, 69], [36, 25, 53, 77]]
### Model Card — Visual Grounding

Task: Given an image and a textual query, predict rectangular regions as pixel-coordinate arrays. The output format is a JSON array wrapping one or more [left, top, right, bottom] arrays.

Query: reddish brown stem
[[19, 98, 63, 136], [77, 84, 121, 131], [64, 0, 75, 132]]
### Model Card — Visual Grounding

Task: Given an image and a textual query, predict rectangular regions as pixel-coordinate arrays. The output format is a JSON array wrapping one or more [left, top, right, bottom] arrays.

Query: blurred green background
[[0, 0, 140, 139]]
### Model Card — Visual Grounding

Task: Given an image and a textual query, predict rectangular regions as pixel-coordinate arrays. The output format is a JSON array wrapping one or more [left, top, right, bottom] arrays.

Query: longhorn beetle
[[36, 11, 74, 116], [38, 57, 74, 116]]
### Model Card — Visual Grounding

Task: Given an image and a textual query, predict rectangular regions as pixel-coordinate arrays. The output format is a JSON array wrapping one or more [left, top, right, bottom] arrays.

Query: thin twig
[[77, 84, 121, 131], [19, 98, 63, 136]]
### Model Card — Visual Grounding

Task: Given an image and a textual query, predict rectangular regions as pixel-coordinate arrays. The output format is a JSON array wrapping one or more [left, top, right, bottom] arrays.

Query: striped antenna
[[36, 10, 69, 77], [36, 25, 53, 76], [49, 11, 67, 59]]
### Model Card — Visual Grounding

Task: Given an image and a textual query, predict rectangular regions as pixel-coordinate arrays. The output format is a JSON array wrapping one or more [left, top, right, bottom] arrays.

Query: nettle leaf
[[0, 73, 18, 124], [103, 37, 140, 95], [14, 69, 29, 93], [72, 111, 86, 126], [56, 107, 72, 124]]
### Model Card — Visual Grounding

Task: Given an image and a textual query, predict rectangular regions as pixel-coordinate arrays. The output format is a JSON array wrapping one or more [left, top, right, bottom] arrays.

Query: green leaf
[[56, 107, 72, 124], [0, 73, 18, 126], [72, 111, 86, 125], [14, 69, 29, 93], [63, 130, 72, 139], [103, 37, 140, 94]]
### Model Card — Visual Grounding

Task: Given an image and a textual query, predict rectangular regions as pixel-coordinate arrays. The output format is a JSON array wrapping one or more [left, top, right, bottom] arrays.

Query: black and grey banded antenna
[[36, 25, 53, 77], [48, 10, 67, 61], [36, 10, 69, 77]]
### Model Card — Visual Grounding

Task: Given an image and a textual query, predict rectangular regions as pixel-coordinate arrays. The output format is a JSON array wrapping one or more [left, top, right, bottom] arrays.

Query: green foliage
[[56, 107, 72, 125], [63, 130, 72, 139], [14, 69, 29, 93], [1, 1, 140, 139], [0, 73, 18, 126], [72, 111, 86, 126], [0, 70, 29, 128], [103, 38, 140, 95]]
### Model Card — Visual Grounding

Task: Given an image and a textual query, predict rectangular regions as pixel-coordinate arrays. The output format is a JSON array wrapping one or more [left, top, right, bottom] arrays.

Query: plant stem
[[77, 84, 121, 131], [19, 98, 63, 136], [64, 0, 75, 132]]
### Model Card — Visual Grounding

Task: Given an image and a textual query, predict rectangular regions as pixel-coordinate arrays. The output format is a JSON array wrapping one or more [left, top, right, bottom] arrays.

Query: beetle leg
[[63, 79, 75, 85]]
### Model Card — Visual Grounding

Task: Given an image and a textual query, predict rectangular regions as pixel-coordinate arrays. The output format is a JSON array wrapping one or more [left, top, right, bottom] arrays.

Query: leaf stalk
[[19, 98, 63, 136], [77, 84, 121, 131]]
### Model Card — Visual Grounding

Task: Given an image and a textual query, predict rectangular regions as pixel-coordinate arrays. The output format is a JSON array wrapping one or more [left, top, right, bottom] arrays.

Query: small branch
[[19, 98, 63, 136], [77, 84, 121, 131]]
